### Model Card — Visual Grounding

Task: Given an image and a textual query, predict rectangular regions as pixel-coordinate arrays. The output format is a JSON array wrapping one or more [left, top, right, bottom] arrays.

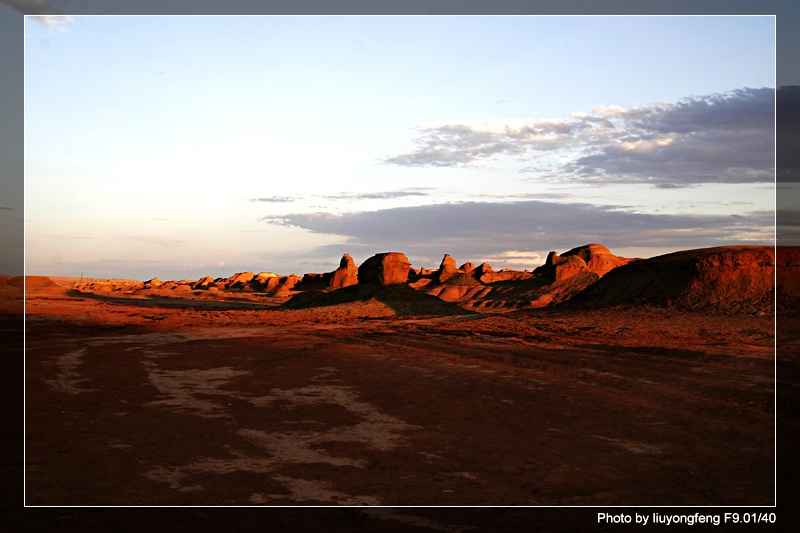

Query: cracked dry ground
[[24, 296, 775, 506]]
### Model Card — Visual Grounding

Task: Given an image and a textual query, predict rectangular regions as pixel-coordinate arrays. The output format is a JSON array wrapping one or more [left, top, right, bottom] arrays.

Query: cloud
[[249, 196, 296, 203], [385, 88, 775, 186], [324, 188, 432, 201], [58, 231, 100, 240], [54, 231, 184, 246], [472, 250, 544, 270], [0, 205, 15, 211], [248, 189, 433, 204], [654, 183, 697, 189], [125, 234, 185, 246], [262, 200, 774, 261], [384, 118, 586, 168]]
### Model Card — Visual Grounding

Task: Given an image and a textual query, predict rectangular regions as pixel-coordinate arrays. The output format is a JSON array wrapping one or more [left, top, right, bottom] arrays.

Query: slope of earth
[[564, 245, 776, 314], [24, 289, 774, 507], [282, 283, 473, 317], [420, 269, 600, 312]]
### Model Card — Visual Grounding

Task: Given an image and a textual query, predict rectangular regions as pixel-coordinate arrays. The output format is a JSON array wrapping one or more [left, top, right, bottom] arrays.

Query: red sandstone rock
[[358, 252, 412, 286], [473, 263, 495, 284], [280, 275, 302, 290], [561, 243, 634, 276], [193, 276, 215, 290], [460, 262, 476, 274], [299, 272, 328, 291], [566, 245, 776, 313], [225, 272, 256, 289], [329, 254, 359, 289], [437, 254, 459, 283], [552, 255, 591, 282], [536, 244, 630, 282]]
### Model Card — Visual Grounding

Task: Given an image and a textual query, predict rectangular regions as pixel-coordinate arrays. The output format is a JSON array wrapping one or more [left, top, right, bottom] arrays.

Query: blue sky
[[24, 15, 775, 279]]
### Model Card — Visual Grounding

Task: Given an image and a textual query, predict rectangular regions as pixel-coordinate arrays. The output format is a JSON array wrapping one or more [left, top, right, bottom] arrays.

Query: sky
[[22, 14, 777, 280]]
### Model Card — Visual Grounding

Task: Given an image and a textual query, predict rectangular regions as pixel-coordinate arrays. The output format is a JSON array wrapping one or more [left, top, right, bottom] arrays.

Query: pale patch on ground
[[258, 475, 382, 505], [144, 364, 249, 417], [238, 429, 366, 468], [451, 471, 478, 480], [592, 435, 665, 455], [248, 382, 419, 451], [142, 368, 416, 503], [144, 447, 276, 492], [45, 347, 94, 394]]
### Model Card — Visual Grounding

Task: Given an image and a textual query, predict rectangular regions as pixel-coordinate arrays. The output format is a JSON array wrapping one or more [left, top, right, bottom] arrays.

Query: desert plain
[[10, 243, 800, 508]]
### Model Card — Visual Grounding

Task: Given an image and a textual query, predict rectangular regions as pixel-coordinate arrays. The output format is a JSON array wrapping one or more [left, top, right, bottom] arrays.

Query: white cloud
[[613, 135, 675, 155], [593, 104, 626, 117], [472, 250, 545, 270], [385, 88, 775, 187]]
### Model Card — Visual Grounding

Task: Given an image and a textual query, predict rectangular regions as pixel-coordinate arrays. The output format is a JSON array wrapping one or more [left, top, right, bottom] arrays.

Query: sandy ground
[[18, 285, 781, 511]]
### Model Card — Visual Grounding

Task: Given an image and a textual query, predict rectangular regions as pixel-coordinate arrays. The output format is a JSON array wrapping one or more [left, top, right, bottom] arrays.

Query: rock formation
[[225, 272, 255, 289], [193, 276, 215, 290], [561, 243, 635, 277], [535, 244, 633, 282], [565, 245, 775, 313], [251, 273, 281, 291], [436, 254, 459, 283], [8, 276, 70, 296], [254, 272, 278, 282], [297, 272, 329, 291], [473, 263, 495, 284], [295, 255, 360, 291], [553, 255, 591, 282], [50, 243, 781, 316], [535, 252, 588, 282], [358, 252, 412, 286], [459, 262, 476, 274], [329, 253, 359, 289]]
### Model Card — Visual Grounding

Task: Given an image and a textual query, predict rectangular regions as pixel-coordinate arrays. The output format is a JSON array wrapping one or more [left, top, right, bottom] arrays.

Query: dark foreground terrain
[[22, 290, 776, 507]]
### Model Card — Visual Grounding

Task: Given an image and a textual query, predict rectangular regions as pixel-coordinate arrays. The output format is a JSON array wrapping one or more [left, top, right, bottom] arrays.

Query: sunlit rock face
[[358, 252, 412, 286], [329, 253, 359, 289], [561, 243, 635, 277], [552, 255, 592, 282], [534, 250, 590, 282], [566, 245, 777, 313], [535, 244, 635, 282], [436, 254, 459, 283]]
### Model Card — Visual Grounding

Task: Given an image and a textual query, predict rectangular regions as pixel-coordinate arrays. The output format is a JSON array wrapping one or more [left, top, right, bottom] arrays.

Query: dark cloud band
[[263, 200, 773, 259]]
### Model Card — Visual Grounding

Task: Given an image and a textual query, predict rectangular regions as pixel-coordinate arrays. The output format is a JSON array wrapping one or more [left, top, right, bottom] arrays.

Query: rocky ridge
[[45, 244, 783, 316]]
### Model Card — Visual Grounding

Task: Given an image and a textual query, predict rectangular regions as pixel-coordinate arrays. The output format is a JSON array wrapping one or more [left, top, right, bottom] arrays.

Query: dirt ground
[[19, 286, 780, 512]]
